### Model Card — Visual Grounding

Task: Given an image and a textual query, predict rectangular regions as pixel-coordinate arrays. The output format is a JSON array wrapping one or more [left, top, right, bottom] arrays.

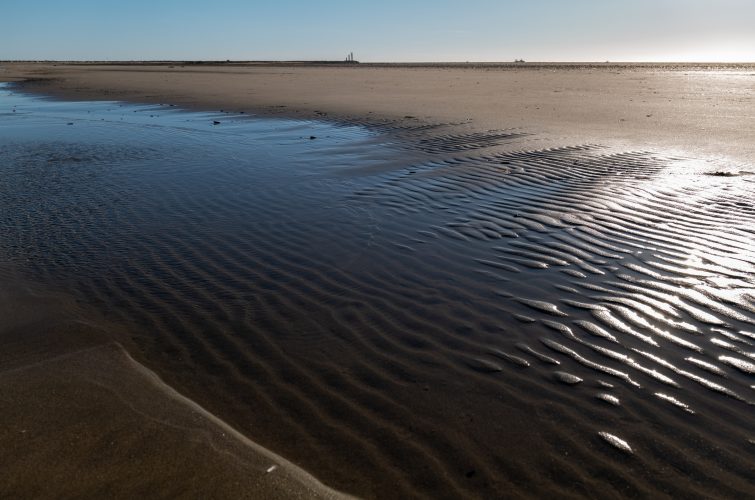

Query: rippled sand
[[0, 278, 348, 499], [0, 68, 754, 498]]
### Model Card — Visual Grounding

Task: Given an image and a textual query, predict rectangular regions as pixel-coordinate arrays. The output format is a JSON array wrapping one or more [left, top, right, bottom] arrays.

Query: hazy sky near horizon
[[3, 0, 754, 62]]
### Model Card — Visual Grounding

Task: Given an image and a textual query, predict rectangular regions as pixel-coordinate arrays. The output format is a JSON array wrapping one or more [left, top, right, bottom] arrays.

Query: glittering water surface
[[1, 84, 754, 498]]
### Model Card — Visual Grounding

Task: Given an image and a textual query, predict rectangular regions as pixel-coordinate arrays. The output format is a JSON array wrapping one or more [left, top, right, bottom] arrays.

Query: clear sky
[[3, 0, 754, 62]]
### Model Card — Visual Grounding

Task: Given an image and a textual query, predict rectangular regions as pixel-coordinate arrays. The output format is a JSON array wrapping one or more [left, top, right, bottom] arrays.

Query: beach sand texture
[[0, 63, 754, 498], [5, 62, 755, 165], [0, 281, 351, 499]]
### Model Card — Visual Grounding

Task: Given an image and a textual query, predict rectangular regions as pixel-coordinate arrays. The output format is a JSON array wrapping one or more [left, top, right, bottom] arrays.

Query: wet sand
[[1, 64, 754, 498], [0, 278, 350, 499]]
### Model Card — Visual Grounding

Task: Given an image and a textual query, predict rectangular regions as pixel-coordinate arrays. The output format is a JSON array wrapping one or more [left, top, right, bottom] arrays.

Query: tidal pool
[[1, 84, 753, 498]]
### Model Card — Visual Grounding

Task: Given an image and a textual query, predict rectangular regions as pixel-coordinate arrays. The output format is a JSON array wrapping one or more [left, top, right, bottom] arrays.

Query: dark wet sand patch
[[0, 284, 349, 499], [0, 85, 754, 498]]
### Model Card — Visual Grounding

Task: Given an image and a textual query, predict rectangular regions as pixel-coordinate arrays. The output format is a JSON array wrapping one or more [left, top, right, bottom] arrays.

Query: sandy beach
[[1, 62, 754, 498], [0, 64, 755, 164], [0, 275, 350, 499], [4, 62, 755, 165]]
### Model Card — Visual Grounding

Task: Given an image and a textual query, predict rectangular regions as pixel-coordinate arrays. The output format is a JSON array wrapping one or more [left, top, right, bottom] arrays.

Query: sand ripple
[[1, 86, 754, 497]]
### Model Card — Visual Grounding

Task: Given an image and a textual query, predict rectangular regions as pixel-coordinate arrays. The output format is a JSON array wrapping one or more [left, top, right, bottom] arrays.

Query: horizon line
[[3, 59, 755, 65]]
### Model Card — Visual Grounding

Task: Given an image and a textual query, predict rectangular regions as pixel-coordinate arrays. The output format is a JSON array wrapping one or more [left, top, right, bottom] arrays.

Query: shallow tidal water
[[1, 83, 754, 498]]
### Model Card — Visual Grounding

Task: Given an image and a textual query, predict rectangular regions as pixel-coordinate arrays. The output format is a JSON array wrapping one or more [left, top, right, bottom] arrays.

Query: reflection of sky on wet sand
[[651, 160, 755, 316], [1, 84, 754, 496]]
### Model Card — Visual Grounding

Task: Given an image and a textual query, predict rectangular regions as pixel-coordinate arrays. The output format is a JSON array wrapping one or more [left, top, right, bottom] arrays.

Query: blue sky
[[3, 0, 753, 62]]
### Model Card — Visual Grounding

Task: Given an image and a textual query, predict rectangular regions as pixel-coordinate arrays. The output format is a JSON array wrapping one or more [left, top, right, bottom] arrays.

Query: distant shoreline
[[2, 60, 754, 70]]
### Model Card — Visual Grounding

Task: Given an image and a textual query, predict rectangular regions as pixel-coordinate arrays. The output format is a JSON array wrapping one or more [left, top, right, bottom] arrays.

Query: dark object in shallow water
[[708, 171, 735, 176], [213, 120, 221, 125], [309, 136, 317, 140], [706, 170, 753, 177]]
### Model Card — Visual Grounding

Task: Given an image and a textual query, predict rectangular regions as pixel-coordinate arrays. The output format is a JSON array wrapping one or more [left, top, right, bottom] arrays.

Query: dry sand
[[3, 62, 754, 165]]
